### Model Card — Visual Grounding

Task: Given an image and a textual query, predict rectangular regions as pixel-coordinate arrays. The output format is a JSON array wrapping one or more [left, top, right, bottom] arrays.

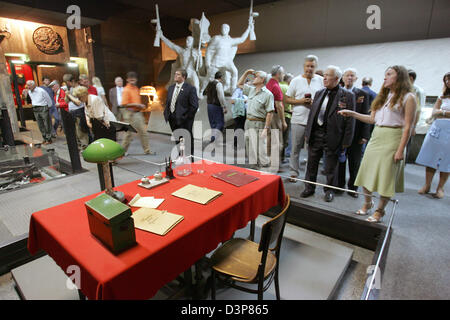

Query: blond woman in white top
[[92, 76, 109, 108]]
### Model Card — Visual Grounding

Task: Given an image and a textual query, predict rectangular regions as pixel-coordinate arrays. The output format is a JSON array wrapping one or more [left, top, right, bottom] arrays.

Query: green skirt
[[355, 126, 404, 198]]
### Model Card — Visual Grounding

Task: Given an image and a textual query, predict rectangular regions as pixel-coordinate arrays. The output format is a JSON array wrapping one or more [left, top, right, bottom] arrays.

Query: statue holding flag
[[201, 17, 256, 95], [156, 30, 203, 97], [152, 3, 258, 97], [153, 9, 209, 97], [193, 13, 210, 73]]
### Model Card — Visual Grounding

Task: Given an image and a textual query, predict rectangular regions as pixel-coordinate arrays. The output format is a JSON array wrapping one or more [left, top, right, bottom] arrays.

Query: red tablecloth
[[28, 162, 285, 300]]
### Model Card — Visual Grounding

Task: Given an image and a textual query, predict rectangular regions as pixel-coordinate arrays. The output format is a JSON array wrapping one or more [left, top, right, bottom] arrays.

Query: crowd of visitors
[[25, 59, 448, 217]]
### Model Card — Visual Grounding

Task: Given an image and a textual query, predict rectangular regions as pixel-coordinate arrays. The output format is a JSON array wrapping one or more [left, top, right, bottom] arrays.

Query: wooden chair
[[209, 195, 290, 300]]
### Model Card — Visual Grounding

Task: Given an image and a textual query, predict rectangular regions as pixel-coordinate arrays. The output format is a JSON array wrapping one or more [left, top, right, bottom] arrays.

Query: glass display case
[[0, 144, 65, 193]]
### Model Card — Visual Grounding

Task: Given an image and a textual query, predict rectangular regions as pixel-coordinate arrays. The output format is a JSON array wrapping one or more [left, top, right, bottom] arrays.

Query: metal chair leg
[[275, 267, 281, 300], [78, 289, 86, 300], [184, 267, 193, 299], [258, 276, 264, 300], [249, 220, 255, 241], [195, 261, 203, 283], [211, 269, 216, 300]]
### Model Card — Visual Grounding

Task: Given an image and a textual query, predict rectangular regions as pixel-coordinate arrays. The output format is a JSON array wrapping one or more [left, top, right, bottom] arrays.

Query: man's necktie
[[317, 90, 329, 126], [170, 85, 181, 113]]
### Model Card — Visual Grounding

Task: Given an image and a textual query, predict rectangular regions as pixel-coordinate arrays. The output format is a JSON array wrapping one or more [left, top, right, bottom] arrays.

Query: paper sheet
[[129, 194, 165, 208]]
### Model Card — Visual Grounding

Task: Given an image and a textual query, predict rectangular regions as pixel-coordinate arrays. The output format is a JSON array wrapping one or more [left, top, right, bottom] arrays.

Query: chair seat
[[211, 238, 277, 283]]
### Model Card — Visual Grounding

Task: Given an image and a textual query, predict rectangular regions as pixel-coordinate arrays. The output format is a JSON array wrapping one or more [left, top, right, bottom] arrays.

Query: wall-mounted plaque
[[32, 26, 63, 55]]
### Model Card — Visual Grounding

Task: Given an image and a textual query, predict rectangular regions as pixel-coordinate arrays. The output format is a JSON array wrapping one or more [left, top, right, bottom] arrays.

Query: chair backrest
[[258, 195, 290, 254]]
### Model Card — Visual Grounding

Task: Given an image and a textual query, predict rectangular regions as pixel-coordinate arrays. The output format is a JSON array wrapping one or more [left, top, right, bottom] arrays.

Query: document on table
[[128, 194, 165, 208], [171, 184, 222, 205], [132, 208, 184, 236], [212, 169, 259, 187]]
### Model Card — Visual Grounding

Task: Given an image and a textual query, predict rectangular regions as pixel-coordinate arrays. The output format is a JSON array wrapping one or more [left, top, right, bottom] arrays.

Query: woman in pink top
[[339, 66, 416, 223]]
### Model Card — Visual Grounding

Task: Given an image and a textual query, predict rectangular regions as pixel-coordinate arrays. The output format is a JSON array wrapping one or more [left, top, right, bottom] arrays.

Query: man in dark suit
[[361, 76, 377, 139], [361, 77, 377, 107], [164, 69, 199, 156], [108, 76, 124, 120], [302, 66, 355, 202], [337, 68, 370, 198]]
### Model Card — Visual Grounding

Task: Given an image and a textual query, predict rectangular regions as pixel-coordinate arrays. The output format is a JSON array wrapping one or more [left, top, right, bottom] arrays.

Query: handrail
[[363, 199, 398, 300]]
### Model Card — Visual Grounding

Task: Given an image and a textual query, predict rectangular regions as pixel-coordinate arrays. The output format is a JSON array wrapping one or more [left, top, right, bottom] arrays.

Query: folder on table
[[171, 184, 222, 205], [132, 208, 183, 236], [212, 169, 259, 187]]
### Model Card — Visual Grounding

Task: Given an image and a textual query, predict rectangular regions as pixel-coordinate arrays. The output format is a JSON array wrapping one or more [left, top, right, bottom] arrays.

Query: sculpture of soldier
[[201, 21, 254, 96], [158, 30, 203, 97]]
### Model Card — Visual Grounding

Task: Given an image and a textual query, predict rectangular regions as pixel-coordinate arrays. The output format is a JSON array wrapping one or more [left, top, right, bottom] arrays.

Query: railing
[[362, 199, 398, 300]]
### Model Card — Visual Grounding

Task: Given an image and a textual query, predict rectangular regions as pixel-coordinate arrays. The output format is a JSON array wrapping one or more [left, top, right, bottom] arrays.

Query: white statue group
[[152, 2, 259, 97]]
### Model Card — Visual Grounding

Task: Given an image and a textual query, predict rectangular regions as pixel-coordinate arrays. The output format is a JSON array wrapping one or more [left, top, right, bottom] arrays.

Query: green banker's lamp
[[82, 138, 125, 202]]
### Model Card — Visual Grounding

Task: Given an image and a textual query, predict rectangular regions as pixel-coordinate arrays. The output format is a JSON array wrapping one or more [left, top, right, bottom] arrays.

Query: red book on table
[[212, 169, 259, 187]]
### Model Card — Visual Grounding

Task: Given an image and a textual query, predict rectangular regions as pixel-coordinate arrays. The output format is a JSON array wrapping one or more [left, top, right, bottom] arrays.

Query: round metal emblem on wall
[[32, 26, 64, 55]]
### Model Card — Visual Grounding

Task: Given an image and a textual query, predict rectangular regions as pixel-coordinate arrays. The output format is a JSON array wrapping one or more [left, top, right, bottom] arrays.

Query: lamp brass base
[[111, 191, 125, 203]]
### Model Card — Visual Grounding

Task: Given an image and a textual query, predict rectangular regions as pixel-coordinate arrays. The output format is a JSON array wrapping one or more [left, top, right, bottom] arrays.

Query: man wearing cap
[[237, 69, 274, 169]]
